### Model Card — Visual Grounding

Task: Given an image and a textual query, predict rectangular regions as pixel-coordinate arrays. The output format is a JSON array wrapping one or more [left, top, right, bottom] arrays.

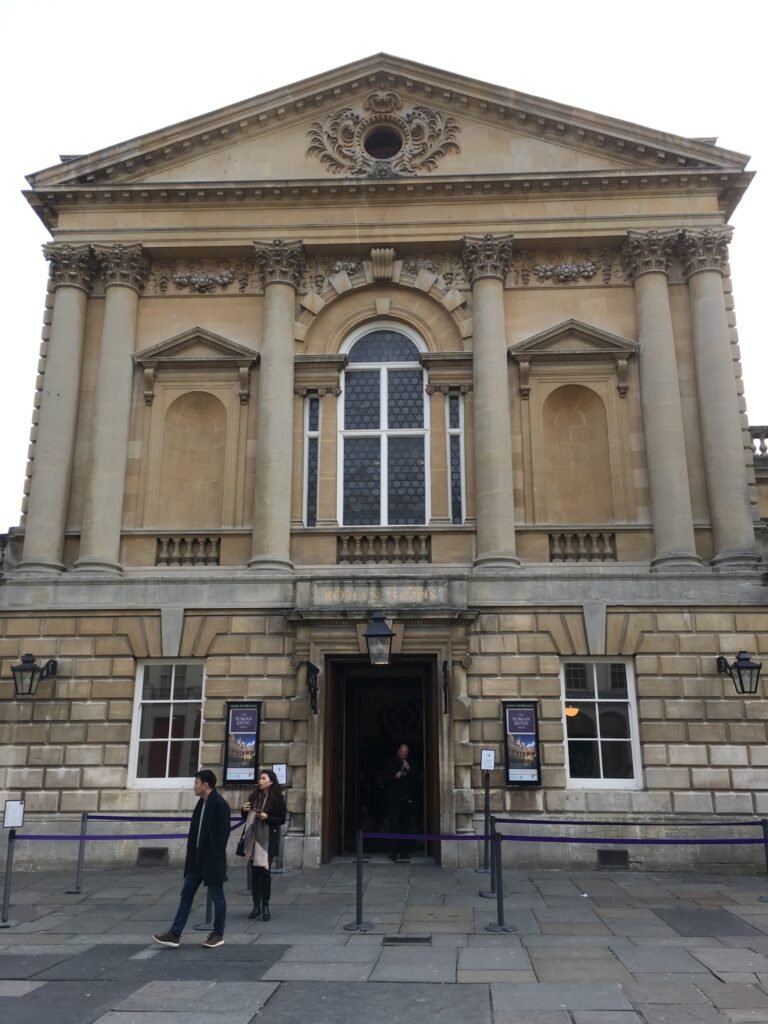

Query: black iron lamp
[[304, 661, 320, 715], [716, 651, 762, 696], [11, 653, 57, 697], [363, 610, 394, 667]]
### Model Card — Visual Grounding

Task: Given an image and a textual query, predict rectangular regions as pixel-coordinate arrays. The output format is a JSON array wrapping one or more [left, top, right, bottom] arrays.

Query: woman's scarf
[[244, 792, 270, 869]]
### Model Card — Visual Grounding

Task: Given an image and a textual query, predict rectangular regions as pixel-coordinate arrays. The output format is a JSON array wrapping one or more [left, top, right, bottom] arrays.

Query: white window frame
[[303, 393, 321, 527], [445, 390, 466, 525], [560, 658, 642, 790], [128, 660, 206, 789], [338, 321, 431, 528]]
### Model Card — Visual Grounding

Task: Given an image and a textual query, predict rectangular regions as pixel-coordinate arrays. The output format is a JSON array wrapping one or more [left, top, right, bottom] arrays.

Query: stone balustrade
[[549, 531, 617, 562], [156, 536, 221, 566], [337, 532, 431, 564], [750, 425, 768, 464]]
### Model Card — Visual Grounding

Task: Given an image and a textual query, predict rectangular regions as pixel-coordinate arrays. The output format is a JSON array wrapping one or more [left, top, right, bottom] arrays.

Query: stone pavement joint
[[1, 864, 768, 1022]]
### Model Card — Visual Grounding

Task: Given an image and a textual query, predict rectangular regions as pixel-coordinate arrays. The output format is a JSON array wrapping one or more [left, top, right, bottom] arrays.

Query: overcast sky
[[1, 0, 764, 533]]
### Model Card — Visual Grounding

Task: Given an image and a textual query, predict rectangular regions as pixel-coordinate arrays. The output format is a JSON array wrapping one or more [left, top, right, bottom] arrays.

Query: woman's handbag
[[235, 827, 247, 858]]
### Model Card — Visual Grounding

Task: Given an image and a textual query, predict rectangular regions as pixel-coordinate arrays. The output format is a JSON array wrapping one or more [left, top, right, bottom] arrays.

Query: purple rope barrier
[[499, 833, 764, 846], [87, 815, 242, 822], [494, 817, 761, 828], [16, 822, 242, 842], [363, 831, 487, 841]]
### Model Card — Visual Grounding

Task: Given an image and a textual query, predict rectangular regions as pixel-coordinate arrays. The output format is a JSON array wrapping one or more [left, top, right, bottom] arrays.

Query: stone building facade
[[1, 54, 767, 870]]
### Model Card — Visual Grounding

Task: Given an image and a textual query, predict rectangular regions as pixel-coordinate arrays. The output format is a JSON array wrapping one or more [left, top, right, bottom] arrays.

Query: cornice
[[25, 167, 752, 231]]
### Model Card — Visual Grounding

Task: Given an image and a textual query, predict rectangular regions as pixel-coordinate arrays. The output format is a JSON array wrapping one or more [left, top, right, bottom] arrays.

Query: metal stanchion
[[759, 820, 768, 903], [343, 829, 373, 932], [479, 815, 497, 898], [0, 829, 17, 928], [485, 832, 516, 933], [193, 890, 214, 931], [271, 821, 287, 875], [474, 771, 491, 873], [66, 812, 89, 894]]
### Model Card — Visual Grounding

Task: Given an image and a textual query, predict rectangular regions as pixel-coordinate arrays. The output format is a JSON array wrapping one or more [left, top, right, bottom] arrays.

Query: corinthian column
[[621, 230, 702, 571], [461, 234, 519, 569], [74, 243, 149, 575], [678, 227, 758, 568], [249, 240, 307, 572], [19, 244, 95, 574]]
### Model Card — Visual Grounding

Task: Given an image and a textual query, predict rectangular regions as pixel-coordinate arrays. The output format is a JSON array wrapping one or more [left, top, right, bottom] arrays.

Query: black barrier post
[[193, 890, 214, 931], [0, 829, 17, 928], [474, 771, 491, 874], [479, 815, 497, 898], [759, 820, 768, 904], [271, 819, 287, 875], [66, 812, 89, 895], [343, 830, 373, 932], [485, 832, 516, 933]]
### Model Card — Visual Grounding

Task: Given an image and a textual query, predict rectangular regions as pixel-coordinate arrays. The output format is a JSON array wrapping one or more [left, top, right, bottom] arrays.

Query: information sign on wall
[[223, 702, 261, 785], [502, 700, 541, 787]]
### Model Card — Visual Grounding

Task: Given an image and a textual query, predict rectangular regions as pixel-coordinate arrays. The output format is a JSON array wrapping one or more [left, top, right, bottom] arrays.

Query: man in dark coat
[[384, 743, 419, 862], [152, 769, 231, 948]]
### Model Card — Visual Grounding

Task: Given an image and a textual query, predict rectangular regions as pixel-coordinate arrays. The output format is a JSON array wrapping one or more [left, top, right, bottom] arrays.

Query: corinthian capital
[[620, 229, 677, 280], [461, 233, 514, 284], [677, 226, 733, 279], [43, 242, 97, 292], [253, 239, 307, 289], [93, 242, 150, 292]]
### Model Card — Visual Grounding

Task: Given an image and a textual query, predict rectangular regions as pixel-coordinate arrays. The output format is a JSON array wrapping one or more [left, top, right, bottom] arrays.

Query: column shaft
[[688, 268, 757, 565], [633, 270, 700, 569], [471, 275, 518, 567], [250, 280, 297, 570], [75, 283, 140, 573], [20, 283, 89, 573]]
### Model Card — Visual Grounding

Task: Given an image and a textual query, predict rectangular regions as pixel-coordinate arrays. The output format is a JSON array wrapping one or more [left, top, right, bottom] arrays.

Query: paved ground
[[3, 858, 768, 1023]]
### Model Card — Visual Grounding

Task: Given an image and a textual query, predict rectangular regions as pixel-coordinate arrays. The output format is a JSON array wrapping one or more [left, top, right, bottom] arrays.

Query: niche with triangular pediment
[[132, 329, 259, 532], [509, 320, 641, 525]]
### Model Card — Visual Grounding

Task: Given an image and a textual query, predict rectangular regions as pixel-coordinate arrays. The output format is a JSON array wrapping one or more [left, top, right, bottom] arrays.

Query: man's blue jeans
[[170, 872, 226, 936]]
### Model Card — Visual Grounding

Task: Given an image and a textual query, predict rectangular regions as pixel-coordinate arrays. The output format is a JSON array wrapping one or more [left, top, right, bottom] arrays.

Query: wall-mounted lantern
[[363, 610, 394, 667], [10, 654, 57, 697], [304, 661, 320, 715], [716, 651, 762, 696]]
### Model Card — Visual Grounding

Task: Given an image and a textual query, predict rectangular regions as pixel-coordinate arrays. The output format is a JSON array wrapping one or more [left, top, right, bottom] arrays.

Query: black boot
[[261, 872, 272, 921], [249, 865, 263, 918], [261, 900, 271, 922]]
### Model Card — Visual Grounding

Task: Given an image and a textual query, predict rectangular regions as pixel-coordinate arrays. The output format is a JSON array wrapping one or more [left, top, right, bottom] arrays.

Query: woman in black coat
[[241, 769, 286, 921]]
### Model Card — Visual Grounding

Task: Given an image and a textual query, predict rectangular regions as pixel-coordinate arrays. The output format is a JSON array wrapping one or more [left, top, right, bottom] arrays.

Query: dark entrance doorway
[[322, 658, 440, 862]]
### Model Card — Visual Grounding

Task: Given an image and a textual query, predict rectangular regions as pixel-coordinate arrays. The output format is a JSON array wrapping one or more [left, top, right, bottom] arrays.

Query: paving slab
[[490, 982, 633, 1011], [655, 909, 765, 938], [611, 946, 710, 973], [695, 980, 768, 1009], [621, 979, 713, 1004], [253, 980, 492, 1023], [261, 961, 374, 981], [0, 980, 46, 996], [692, 948, 768, 973], [458, 946, 533, 970], [113, 979, 278, 1012], [0, 980, 138, 1024], [635, 1007, 729, 1023], [529, 955, 635, 984]]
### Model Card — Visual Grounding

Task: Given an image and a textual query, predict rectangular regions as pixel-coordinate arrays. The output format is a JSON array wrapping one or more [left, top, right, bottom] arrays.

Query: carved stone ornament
[[43, 242, 97, 292], [620, 229, 678, 280], [253, 239, 308, 289], [677, 226, 733, 279], [307, 91, 460, 178], [147, 258, 257, 296], [93, 242, 150, 292], [513, 248, 618, 286], [461, 233, 515, 284]]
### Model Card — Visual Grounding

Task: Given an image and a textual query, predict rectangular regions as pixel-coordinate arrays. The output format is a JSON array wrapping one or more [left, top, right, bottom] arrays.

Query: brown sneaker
[[152, 930, 180, 948], [202, 932, 224, 948]]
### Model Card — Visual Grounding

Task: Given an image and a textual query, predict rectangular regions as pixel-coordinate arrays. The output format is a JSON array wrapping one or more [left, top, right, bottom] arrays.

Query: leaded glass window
[[340, 327, 428, 526], [129, 663, 205, 787], [305, 395, 320, 527], [446, 392, 465, 524]]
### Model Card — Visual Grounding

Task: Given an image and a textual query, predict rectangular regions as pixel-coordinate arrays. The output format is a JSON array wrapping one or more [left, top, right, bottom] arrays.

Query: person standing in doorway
[[241, 769, 286, 921], [152, 769, 231, 948], [384, 743, 419, 862]]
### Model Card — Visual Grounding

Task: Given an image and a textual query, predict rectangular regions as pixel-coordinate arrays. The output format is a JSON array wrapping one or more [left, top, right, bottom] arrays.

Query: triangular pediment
[[28, 54, 749, 195], [134, 328, 258, 368], [510, 320, 638, 360]]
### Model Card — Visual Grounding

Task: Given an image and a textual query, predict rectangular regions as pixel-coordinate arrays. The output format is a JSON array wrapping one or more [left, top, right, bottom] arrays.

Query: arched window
[[340, 326, 429, 526]]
